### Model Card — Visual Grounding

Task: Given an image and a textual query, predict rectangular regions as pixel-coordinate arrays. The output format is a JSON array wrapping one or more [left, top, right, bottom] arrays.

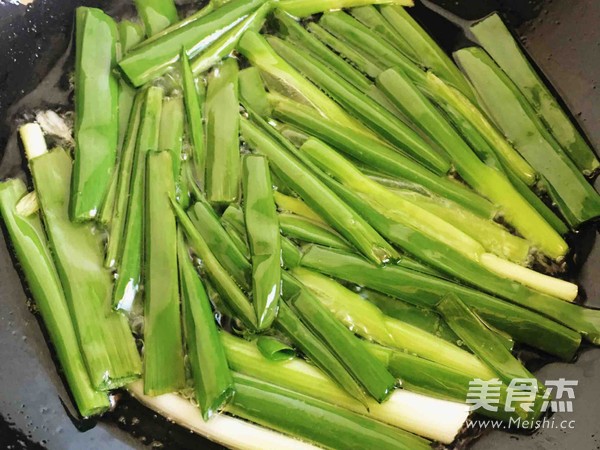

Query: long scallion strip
[[0, 179, 110, 416], [455, 47, 600, 228], [119, 0, 266, 86], [471, 13, 600, 175], [158, 95, 184, 180], [170, 198, 257, 329], [21, 126, 141, 389], [268, 35, 451, 174], [437, 294, 538, 389], [113, 86, 163, 311], [269, 93, 496, 218], [274, 191, 325, 224], [205, 58, 240, 205], [279, 213, 353, 251], [292, 267, 495, 379], [143, 150, 186, 395], [71, 7, 119, 221], [278, 0, 413, 18], [229, 373, 430, 450], [104, 93, 144, 269], [190, 3, 271, 75], [301, 245, 582, 358], [240, 116, 398, 264], [282, 275, 396, 403], [128, 381, 316, 450], [242, 155, 281, 329], [134, 0, 178, 36], [222, 333, 468, 443], [178, 233, 235, 419]]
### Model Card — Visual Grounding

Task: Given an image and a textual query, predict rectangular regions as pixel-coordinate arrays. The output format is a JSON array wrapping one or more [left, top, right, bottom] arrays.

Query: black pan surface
[[1, 0, 599, 448]]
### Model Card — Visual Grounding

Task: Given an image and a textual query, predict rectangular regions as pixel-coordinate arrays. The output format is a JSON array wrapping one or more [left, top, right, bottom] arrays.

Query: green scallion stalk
[[279, 213, 353, 251], [240, 116, 398, 265], [190, 3, 271, 75], [307, 22, 385, 78], [205, 58, 240, 205], [178, 233, 235, 419], [275, 10, 371, 92], [21, 125, 141, 389], [119, 0, 266, 86], [237, 30, 368, 132], [221, 332, 468, 443], [278, 0, 413, 18], [300, 245, 584, 356], [455, 47, 600, 228], [170, 198, 257, 329], [113, 86, 163, 310], [0, 179, 110, 416], [71, 7, 119, 221], [269, 93, 496, 219], [159, 95, 184, 181], [267, 35, 451, 174], [436, 294, 538, 388], [471, 13, 600, 176], [292, 267, 495, 379], [242, 155, 281, 329], [229, 372, 430, 450], [104, 94, 144, 269], [378, 5, 476, 101], [282, 274, 397, 403], [181, 51, 206, 187], [239, 66, 272, 118], [134, 0, 178, 36], [220, 205, 251, 258], [143, 150, 186, 396]]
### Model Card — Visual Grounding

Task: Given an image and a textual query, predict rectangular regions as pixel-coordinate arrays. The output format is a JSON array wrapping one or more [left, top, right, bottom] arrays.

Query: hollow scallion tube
[[267, 35, 451, 174], [71, 7, 119, 221], [205, 58, 240, 205], [471, 13, 600, 175], [143, 150, 186, 396], [279, 213, 353, 251], [240, 116, 397, 265], [270, 93, 496, 219], [275, 10, 370, 92], [228, 373, 430, 450], [237, 30, 367, 132], [119, 0, 266, 86], [377, 67, 568, 259], [299, 245, 583, 355], [190, 3, 271, 75], [292, 267, 495, 379], [242, 155, 281, 329], [221, 333, 468, 444], [436, 294, 538, 389], [104, 93, 144, 269], [178, 233, 235, 419], [455, 47, 600, 228], [170, 198, 256, 329], [278, 0, 413, 18], [0, 179, 110, 416], [21, 126, 141, 389], [134, 0, 178, 36], [113, 86, 163, 310]]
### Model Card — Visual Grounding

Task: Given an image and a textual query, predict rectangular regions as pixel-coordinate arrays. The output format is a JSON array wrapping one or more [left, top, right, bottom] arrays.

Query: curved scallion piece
[[242, 155, 281, 329], [143, 151, 186, 396], [239, 66, 272, 119], [178, 232, 235, 419], [71, 7, 119, 221], [0, 179, 110, 416], [256, 336, 296, 362]]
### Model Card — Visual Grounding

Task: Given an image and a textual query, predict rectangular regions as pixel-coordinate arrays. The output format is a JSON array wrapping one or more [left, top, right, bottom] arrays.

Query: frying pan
[[1, 0, 599, 448]]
